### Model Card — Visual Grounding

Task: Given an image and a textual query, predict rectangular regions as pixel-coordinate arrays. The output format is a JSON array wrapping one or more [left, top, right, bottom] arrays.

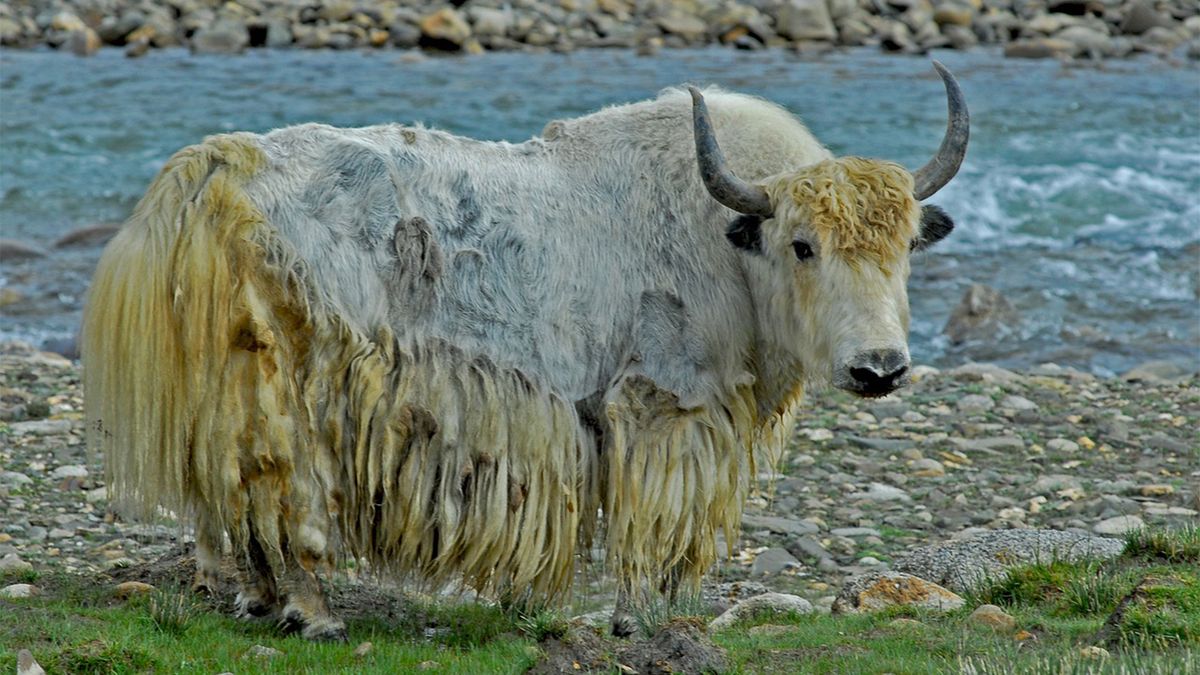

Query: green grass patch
[[1124, 525, 1200, 564]]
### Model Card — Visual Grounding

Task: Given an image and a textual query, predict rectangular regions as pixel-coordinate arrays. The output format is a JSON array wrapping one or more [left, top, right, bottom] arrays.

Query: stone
[[943, 284, 1019, 344], [1031, 474, 1082, 493], [788, 535, 832, 562], [848, 436, 915, 452], [846, 483, 910, 502], [1122, 1, 1175, 35], [832, 527, 881, 538], [1, 583, 39, 598], [911, 458, 945, 477], [741, 514, 819, 536], [1092, 515, 1144, 536], [832, 572, 965, 614], [124, 38, 150, 58], [0, 553, 33, 574], [17, 649, 45, 675], [1, 471, 33, 486], [957, 394, 994, 413], [191, 19, 248, 54], [1055, 25, 1114, 57], [1004, 37, 1077, 58], [774, 0, 837, 42], [65, 26, 102, 56], [894, 530, 1125, 593], [419, 8, 471, 49], [752, 547, 800, 576], [114, 581, 155, 599], [710, 592, 814, 632], [1000, 395, 1038, 411], [467, 7, 511, 38], [1046, 438, 1080, 453], [933, 3, 975, 27], [388, 22, 421, 49], [969, 604, 1016, 632], [50, 464, 87, 480], [1138, 484, 1174, 497], [1121, 360, 1194, 383], [1079, 645, 1110, 659], [244, 645, 283, 659], [656, 14, 707, 41], [353, 641, 373, 657]]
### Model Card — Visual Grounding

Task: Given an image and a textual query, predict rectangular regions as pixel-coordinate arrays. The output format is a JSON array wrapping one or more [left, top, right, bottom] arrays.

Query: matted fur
[[767, 158, 919, 269]]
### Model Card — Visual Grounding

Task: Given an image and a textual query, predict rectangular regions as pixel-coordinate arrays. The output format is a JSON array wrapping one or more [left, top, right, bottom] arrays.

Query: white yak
[[83, 62, 967, 640]]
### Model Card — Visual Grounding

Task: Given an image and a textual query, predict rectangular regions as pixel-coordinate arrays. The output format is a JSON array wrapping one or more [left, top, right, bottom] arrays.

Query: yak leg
[[610, 580, 639, 637], [192, 510, 223, 595], [233, 525, 280, 620], [277, 562, 346, 642]]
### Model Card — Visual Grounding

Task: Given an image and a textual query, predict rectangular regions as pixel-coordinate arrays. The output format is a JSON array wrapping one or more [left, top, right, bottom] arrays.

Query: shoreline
[[1, 0, 1197, 61]]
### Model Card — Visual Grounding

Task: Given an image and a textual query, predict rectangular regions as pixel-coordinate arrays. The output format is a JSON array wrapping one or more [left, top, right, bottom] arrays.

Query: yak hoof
[[192, 569, 218, 596], [234, 592, 276, 620], [610, 611, 638, 638]]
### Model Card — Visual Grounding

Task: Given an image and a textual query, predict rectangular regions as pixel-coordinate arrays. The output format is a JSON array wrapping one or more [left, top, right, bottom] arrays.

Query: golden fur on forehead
[[766, 157, 919, 267]]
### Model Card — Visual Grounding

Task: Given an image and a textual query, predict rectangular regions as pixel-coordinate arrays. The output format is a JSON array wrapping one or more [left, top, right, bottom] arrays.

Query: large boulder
[[943, 283, 1019, 344], [832, 572, 964, 614], [893, 529, 1126, 593], [419, 8, 471, 50], [773, 0, 838, 42]]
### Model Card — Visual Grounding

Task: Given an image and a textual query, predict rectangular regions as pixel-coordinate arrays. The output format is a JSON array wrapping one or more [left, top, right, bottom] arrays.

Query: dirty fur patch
[[766, 157, 919, 269]]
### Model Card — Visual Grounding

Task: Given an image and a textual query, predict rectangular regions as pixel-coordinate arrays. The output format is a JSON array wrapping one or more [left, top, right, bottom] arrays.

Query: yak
[[82, 62, 968, 640]]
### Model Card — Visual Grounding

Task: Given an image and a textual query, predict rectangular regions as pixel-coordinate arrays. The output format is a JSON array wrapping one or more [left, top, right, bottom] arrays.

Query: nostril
[[851, 365, 908, 387], [850, 367, 882, 385]]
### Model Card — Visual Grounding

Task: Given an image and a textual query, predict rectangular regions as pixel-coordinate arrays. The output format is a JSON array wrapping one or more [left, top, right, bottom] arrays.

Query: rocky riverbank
[[1, 340, 1196, 617], [1, 0, 1198, 60]]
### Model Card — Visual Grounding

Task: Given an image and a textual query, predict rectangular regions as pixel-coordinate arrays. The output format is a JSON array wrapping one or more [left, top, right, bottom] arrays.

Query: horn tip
[[687, 85, 703, 104]]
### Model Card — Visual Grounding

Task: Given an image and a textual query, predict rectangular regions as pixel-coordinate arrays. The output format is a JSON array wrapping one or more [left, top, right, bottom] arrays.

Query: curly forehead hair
[[766, 157, 920, 268]]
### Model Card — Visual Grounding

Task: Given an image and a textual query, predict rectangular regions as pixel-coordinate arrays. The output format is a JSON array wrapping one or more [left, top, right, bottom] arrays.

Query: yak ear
[[726, 215, 764, 254], [913, 205, 954, 252]]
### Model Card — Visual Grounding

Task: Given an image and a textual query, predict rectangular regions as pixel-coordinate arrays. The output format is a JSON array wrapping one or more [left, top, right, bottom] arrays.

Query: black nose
[[847, 349, 910, 396]]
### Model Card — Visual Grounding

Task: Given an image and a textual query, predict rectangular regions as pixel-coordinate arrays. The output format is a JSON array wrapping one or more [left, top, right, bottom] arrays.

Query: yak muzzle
[[835, 349, 911, 398]]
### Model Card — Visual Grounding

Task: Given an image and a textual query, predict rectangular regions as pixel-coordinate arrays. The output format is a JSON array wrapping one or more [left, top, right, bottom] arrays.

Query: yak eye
[[792, 241, 814, 261]]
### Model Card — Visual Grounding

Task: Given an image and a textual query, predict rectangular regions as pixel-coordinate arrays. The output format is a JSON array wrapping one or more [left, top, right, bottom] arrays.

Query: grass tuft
[[54, 639, 158, 674], [632, 592, 710, 637], [1123, 525, 1200, 564], [145, 585, 202, 635], [515, 608, 569, 641]]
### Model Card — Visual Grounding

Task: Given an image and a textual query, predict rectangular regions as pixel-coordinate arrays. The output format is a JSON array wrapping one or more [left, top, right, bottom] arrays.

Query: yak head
[[689, 62, 968, 398]]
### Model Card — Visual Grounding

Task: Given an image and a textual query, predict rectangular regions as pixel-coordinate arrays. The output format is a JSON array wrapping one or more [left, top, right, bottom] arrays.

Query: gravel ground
[[1, 341, 1196, 613]]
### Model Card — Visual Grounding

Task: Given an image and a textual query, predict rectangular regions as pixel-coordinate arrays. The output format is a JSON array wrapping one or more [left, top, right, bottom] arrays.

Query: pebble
[[353, 641, 373, 657], [846, 483, 910, 502], [710, 593, 814, 632], [1046, 438, 1080, 453], [114, 581, 155, 599], [244, 645, 283, 659], [957, 395, 995, 413], [969, 604, 1016, 632], [17, 649, 45, 675], [751, 548, 800, 576], [1, 583, 39, 598], [0, 553, 33, 573], [49, 464, 88, 480], [741, 514, 819, 536], [1079, 645, 1110, 659]]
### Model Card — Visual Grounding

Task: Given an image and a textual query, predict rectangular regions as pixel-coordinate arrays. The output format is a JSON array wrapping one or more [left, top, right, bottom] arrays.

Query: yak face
[[726, 158, 955, 398], [689, 62, 967, 398]]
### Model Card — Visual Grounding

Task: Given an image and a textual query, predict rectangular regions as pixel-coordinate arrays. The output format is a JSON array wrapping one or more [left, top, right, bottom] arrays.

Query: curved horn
[[688, 86, 773, 217], [912, 61, 970, 201]]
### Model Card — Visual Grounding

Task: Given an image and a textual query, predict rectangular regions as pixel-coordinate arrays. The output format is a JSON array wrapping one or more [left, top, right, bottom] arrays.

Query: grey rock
[[0, 553, 33, 574], [787, 535, 832, 562], [191, 19, 249, 54], [1121, 360, 1195, 383], [832, 527, 881, 538], [832, 571, 964, 614], [774, 0, 837, 42], [655, 14, 708, 41], [710, 592, 814, 632], [17, 648, 45, 675], [741, 514, 819, 536], [1000, 395, 1038, 411], [1, 471, 32, 486], [848, 436, 915, 452], [1092, 515, 1144, 536], [1122, 1, 1176, 35], [1, 583, 38, 598], [244, 644, 283, 659], [847, 483, 911, 502], [50, 465, 87, 480], [9, 419, 73, 436], [1004, 36, 1078, 58], [1055, 25, 1114, 56], [752, 547, 800, 576], [951, 436, 1025, 454], [893, 529, 1125, 593], [957, 394, 995, 413], [389, 22, 421, 49], [1031, 474, 1083, 493]]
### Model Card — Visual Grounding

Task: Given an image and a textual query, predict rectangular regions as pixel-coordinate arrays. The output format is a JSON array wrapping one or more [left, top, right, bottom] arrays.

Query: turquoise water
[[1, 47, 1197, 374]]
